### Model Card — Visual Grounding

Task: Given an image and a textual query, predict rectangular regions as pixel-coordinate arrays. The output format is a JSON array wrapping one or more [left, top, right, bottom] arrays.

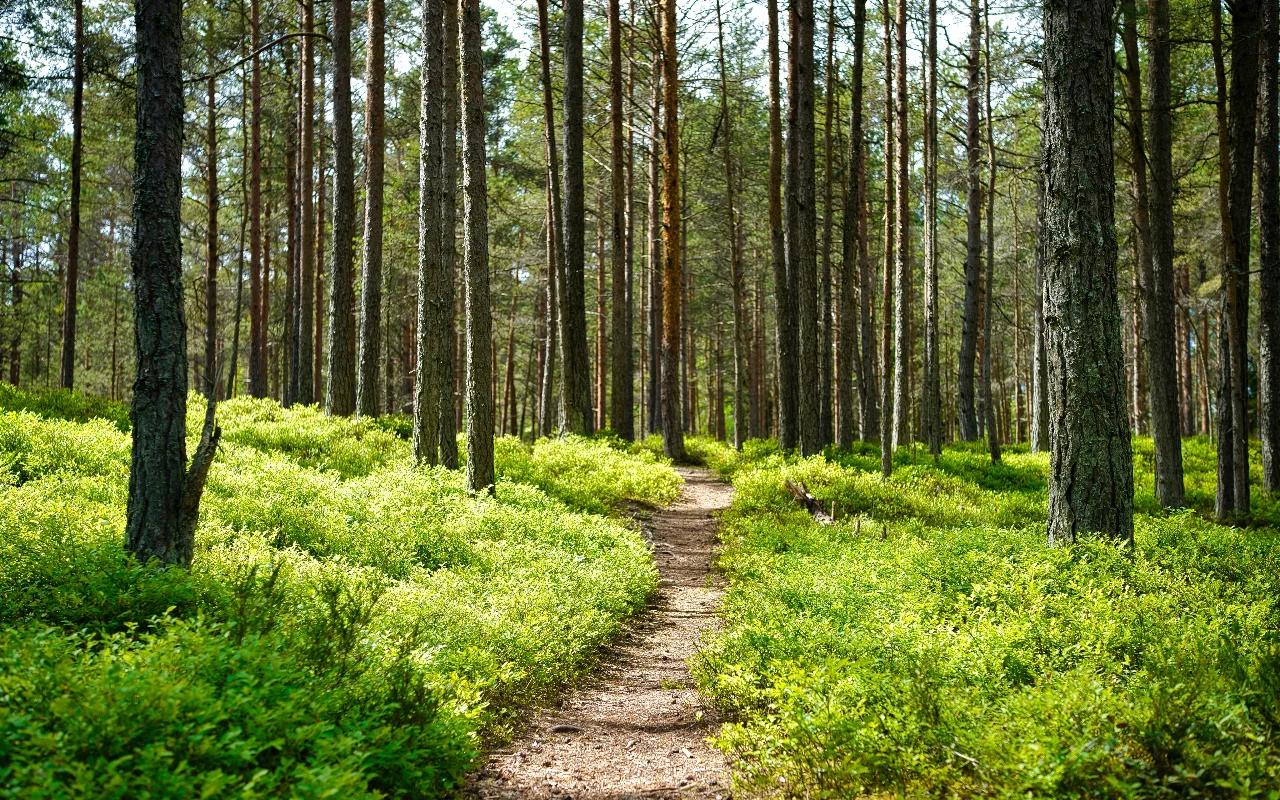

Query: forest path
[[465, 466, 734, 800]]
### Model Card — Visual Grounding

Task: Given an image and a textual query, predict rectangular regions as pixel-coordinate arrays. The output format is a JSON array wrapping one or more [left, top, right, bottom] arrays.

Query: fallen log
[[784, 480, 834, 525]]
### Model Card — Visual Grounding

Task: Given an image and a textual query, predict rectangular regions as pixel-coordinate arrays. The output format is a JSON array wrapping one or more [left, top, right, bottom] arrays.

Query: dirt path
[[466, 466, 734, 800]]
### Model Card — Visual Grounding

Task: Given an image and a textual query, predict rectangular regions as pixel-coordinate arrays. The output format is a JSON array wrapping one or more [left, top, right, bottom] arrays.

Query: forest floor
[[466, 466, 734, 800]]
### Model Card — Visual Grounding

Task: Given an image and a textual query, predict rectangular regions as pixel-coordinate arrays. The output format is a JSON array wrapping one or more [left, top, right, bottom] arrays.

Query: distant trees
[[1041, 0, 1133, 545]]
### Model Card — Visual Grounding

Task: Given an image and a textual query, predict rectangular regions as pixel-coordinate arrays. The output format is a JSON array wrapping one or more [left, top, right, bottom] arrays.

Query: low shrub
[[0, 396, 670, 797], [697, 442, 1280, 799]]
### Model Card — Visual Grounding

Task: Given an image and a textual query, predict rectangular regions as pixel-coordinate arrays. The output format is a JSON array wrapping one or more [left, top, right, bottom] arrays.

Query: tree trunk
[[767, 0, 796, 451], [595, 191, 607, 428], [958, 0, 981, 442], [879, 0, 894, 476], [1041, 0, 1134, 545], [1031, 163, 1049, 452], [283, 41, 298, 406], [981, 0, 1000, 463], [127, 0, 219, 567], [608, 0, 634, 439], [204, 31, 219, 398], [788, 0, 819, 456], [818, 0, 836, 447], [326, 0, 356, 415], [646, 52, 663, 436], [356, 0, 384, 416], [838, 0, 866, 450], [922, 0, 940, 456], [714, 0, 749, 450], [1120, 0, 1152, 439], [659, 0, 684, 461], [61, 0, 84, 390], [1144, 0, 1185, 505], [414, 0, 445, 464], [561, 0, 594, 435], [1261, 0, 1280, 494], [536, 0, 564, 438], [540, 182, 559, 437], [248, 0, 267, 397], [297, 0, 315, 404], [891, 0, 910, 450], [439, 0, 460, 467], [460, 0, 494, 491]]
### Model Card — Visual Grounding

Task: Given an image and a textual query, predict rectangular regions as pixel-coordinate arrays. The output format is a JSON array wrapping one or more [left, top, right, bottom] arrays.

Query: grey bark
[[126, 0, 220, 566], [325, 0, 356, 416], [439, 0, 460, 467], [414, 0, 444, 465], [839, 0, 867, 450], [922, 0, 940, 456], [460, 0, 493, 492], [768, 0, 796, 450], [646, 56, 663, 436], [61, 0, 83, 390], [1041, 0, 1134, 545], [891, 0, 910, 450], [248, 0, 267, 397], [659, 0, 684, 461], [788, 0, 820, 456], [297, 0, 315, 404], [1261, 0, 1280, 493], [535, 0, 564, 438], [560, 0, 594, 435], [958, 0, 981, 442], [1031, 161, 1049, 452], [608, 0, 633, 439], [982, 1, 1001, 463], [879, 0, 894, 476], [356, 0, 385, 416], [1144, 0, 1185, 506]]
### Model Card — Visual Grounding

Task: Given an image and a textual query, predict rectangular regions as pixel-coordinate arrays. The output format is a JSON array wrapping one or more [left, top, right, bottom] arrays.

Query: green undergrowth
[[0, 389, 680, 798], [696, 438, 1280, 799]]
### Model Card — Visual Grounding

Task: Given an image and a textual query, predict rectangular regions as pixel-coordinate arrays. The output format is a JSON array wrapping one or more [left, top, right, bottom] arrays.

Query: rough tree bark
[[439, 0, 460, 467], [560, 0, 594, 435], [460, 0, 494, 492], [536, 0, 564, 438], [325, 0, 356, 416], [891, 0, 910, 450], [608, 0, 634, 439], [1216, 0, 1260, 519], [768, 0, 796, 450], [922, 0, 940, 456], [248, 0, 267, 397], [659, 0, 684, 461], [789, 0, 819, 456], [838, 0, 867, 450], [297, 0, 315, 404], [413, 0, 444, 465], [879, 0, 894, 476], [61, 0, 83, 390], [126, 0, 220, 567], [1261, 0, 1279, 493], [356, 0, 384, 416], [1041, 0, 1134, 545], [982, 0, 1000, 463], [204, 29, 218, 398], [818, 0, 836, 447], [1144, 0, 1185, 506], [714, 0, 749, 450], [958, 0, 982, 442], [1030, 160, 1049, 452]]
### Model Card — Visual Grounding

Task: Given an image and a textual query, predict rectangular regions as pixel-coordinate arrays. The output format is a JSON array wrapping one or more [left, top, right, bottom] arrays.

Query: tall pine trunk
[[1041, 0, 1134, 545], [838, 0, 866, 450], [659, 0, 684, 461], [126, 0, 219, 566], [61, 0, 84, 390], [890, 0, 910, 449], [297, 0, 315, 404], [460, 0, 494, 491], [326, 0, 357, 415], [958, 0, 981, 442], [608, 0, 634, 439], [922, 0, 940, 456], [789, 0, 819, 455], [768, 0, 796, 450], [1260, 0, 1280, 493], [248, 0, 267, 397], [1144, 0, 1185, 505], [356, 0, 385, 416], [414, 0, 445, 464], [560, 0, 594, 435]]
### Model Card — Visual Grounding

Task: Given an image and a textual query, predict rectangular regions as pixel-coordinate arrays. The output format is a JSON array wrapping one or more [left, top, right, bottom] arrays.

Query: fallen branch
[[784, 480, 834, 526]]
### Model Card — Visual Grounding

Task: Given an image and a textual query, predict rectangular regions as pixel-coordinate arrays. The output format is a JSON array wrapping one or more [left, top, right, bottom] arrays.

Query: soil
[[464, 466, 735, 800]]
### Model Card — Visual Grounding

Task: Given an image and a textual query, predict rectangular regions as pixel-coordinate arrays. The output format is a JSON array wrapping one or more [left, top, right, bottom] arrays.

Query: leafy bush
[[696, 442, 1280, 799], [0, 397, 670, 797], [0, 382, 130, 431], [496, 434, 681, 514]]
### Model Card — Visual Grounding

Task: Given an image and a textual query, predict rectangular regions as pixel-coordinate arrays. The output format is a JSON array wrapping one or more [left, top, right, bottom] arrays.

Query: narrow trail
[[466, 466, 734, 800]]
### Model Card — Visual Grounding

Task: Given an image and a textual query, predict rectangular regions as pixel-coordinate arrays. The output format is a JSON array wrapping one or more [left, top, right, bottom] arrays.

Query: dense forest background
[[0, 0, 1276, 513]]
